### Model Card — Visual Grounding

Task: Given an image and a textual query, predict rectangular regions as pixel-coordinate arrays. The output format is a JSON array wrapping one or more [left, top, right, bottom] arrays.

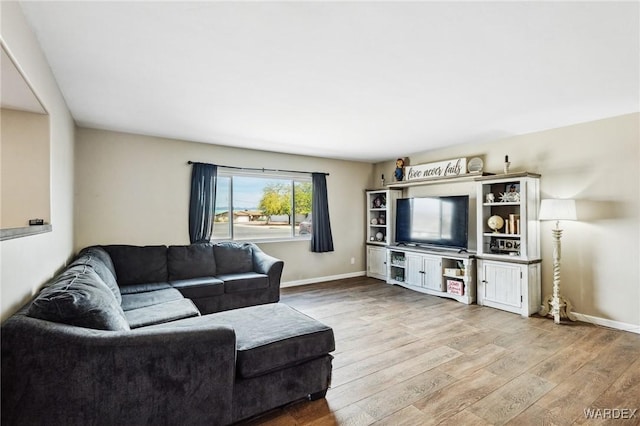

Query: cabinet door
[[422, 255, 443, 291], [405, 253, 424, 287], [481, 262, 522, 313], [367, 246, 387, 280]]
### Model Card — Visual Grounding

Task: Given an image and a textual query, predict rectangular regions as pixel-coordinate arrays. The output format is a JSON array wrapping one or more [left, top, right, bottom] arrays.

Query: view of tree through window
[[211, 173, 312, 241]]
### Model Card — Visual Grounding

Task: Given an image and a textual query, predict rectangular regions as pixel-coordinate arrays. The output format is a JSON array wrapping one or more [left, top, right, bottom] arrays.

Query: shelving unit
[[388, 250, 406, 283], [387, 246, 476, 304], [476, 172, 540, 261], [475, 172, 541, 316], [366, 189, 401, 246], [365, 189, 401, 280]]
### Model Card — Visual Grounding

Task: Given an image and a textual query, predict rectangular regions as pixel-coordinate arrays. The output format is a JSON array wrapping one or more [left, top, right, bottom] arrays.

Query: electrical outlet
[[350, 257, 355, 264]]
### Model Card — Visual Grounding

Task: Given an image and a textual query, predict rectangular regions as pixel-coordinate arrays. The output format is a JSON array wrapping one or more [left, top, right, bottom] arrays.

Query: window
[[211, 170, 312, 241]]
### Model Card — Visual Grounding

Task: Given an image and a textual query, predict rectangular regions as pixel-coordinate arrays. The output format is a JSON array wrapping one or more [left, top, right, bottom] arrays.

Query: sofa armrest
[[251, 244, 284, 290], [1, 314, 236, 426]]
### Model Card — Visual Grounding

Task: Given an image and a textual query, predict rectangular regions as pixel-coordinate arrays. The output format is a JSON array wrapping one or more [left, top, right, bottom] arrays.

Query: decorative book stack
[[505, 214, 520, 234]]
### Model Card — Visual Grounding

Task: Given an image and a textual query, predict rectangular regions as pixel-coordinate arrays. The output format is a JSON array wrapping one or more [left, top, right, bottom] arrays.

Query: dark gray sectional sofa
[[1, 242, 335, 425]]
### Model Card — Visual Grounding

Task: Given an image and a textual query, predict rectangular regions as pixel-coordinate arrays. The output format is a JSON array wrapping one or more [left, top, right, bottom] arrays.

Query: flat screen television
[[395, 195, 469, 250]]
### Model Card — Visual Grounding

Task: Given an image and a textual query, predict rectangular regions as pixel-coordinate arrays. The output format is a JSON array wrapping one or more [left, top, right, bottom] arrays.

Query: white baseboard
[[281, 271, 366, 288], [573, 312, 640, 335]]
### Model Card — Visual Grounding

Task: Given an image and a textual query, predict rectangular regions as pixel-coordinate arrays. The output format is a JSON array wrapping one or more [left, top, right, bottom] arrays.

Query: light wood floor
[[240, 277, 640, 426]]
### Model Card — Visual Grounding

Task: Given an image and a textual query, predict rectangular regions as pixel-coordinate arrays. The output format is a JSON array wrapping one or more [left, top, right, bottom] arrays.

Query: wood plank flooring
[[238, 277, 640, 426]]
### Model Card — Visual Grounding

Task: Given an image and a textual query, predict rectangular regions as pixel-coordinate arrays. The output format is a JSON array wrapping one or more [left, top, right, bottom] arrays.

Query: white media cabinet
[[365, 170, 542, 315], [387, 246, 476, 304]]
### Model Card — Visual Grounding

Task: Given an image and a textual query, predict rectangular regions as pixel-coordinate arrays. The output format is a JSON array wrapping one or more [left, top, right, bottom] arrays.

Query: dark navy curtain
[[311, 173, 334, 253], [189, 163, 217, 243]]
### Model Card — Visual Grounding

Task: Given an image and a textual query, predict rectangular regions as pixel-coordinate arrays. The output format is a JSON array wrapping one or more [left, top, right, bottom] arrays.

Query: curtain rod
[[187, 161, 329, 176]]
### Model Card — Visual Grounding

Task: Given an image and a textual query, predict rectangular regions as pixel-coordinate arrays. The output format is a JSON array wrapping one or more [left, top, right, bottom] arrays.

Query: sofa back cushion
[[213, 242, 254, 275], [70, 249, 122, 304], [78, 246, 117, 278], [103, 245, 168, 285], [167, 243, 216, 280], [27, 264, 130, 331]]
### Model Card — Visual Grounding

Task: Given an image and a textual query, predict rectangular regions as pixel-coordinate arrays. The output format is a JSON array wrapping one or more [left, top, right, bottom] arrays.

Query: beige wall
[[0, 2, 76, 321], [374, 113, 640, 328], [1, 108, 50, 228], [74, 128, 373, 284]]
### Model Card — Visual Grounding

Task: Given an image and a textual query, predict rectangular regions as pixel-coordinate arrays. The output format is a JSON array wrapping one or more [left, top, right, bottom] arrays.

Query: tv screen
[[395, 195, 469, 250]]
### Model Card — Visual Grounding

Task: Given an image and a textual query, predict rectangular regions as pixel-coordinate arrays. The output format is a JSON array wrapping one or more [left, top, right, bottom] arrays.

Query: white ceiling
[[19, 1, 639, 162]]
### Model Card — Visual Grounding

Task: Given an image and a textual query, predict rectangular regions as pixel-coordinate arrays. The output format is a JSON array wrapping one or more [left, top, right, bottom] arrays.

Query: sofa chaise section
[[148, 303, 335, 423]]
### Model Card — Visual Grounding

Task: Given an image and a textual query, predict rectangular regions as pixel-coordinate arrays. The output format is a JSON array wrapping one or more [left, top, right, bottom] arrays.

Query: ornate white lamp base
[[540, 294, 577, 324], [538, 225, 577, 324]]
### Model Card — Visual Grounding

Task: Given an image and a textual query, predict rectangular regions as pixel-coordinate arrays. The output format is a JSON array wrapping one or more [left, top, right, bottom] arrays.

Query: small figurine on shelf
[[499, 184, 521, 202], [394, 158, 405, 181], [372, 194, 386, 208]]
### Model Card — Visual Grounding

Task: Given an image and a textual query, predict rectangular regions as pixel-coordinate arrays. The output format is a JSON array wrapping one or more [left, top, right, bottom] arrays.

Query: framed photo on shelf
[[505, 183, 520, 194]]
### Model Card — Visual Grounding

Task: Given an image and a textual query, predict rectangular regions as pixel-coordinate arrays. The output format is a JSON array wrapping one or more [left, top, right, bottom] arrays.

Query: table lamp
[[538, 199, 577, 323]]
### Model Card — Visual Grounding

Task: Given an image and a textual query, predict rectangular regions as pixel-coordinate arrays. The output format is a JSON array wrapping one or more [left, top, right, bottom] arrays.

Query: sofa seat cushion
[[119, 282, 172, 295], [168, 243, 216, 280], [27, 264, 130, 331], [209, 304, 335, 379], [120, 287, 185, 311], [124, 298, 200, 328], [217, 273, 269, 294], [171, 277, 224, 299]]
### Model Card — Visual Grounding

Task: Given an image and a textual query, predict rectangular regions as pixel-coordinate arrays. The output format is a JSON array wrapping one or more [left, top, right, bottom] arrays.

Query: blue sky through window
[[216, 176, 289, 212]]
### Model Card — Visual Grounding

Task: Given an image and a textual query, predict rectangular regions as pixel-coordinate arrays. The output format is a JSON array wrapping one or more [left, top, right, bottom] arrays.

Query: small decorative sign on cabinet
[[446, 280, 464, 296]]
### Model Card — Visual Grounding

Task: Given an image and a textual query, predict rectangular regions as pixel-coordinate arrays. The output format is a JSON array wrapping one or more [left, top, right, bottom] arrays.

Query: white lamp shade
[[539, 199, 577, 221]]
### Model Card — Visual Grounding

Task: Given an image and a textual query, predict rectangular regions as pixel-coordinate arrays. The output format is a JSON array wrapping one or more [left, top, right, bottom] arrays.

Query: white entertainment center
[[365, 167, 541, 317]]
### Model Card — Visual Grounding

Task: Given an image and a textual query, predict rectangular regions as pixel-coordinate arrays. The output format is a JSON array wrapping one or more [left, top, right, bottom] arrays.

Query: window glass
[[213, 176, 231, 239], [294, 181, 312, 237], [211, 172, 311, 241]]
